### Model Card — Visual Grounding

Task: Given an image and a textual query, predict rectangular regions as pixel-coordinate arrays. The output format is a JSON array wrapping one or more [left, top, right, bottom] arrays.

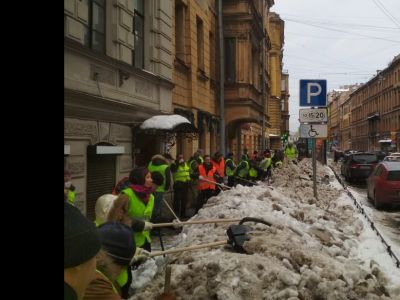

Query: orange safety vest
[[212, 158, 225, 178], [198, 164, 217, 190]]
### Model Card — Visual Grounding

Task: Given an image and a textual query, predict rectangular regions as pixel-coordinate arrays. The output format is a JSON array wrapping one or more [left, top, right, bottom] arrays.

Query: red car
[[367, 161, 400, 209]]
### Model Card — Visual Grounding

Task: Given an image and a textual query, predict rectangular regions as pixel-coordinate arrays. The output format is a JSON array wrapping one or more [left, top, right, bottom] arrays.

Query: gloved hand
[[198, 175, 204, 180], [144, 221, 153, 231], [131, 247, 151, 264]]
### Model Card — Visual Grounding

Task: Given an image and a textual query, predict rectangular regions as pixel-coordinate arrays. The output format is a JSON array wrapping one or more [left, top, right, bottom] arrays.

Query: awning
[[269, 134, 280, 137], [378, 139, 392, 143], [140, 114, 198, 133]]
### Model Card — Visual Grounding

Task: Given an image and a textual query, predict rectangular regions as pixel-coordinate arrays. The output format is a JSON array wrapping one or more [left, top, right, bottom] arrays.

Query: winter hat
[[98, 222, 136, 266], [64, 202, 101, 268], [129, 167, 149, 185], [95, 194, 117, 226], [151, 171, 164, 186]]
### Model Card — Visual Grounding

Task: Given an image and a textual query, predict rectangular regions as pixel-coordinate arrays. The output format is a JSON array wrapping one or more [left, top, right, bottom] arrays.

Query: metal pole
[[312, 139, 317, 199], [218, 0, 225, 155], [261, 1, 266, 149]]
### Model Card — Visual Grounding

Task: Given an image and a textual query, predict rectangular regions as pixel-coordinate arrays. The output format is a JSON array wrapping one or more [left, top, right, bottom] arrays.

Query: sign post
[[299, 79, 327, 200]]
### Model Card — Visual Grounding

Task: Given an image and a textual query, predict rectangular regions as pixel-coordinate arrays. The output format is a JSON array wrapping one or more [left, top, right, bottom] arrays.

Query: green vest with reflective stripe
[[148, 163, 168, 192], [225, 158, 236, 176], [122, 188, 154, 247], [173, 163, 190, 182], [96, 269, 118, 295], [238, 161, 249, 178], [285, 147, 297, 160], [260, 158, 272, 170], [67, 190, 75, 205], [249, 167, 258, 178]]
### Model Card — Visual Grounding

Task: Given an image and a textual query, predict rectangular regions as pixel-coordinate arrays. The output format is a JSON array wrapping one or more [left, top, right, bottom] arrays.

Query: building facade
[[350, 55, 400, 152], [64, 0, 174, 217], [280, 70, 290, 138]]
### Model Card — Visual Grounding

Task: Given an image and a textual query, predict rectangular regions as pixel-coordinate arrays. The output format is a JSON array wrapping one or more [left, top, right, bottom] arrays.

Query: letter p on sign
[[299, 79, 327, 107]]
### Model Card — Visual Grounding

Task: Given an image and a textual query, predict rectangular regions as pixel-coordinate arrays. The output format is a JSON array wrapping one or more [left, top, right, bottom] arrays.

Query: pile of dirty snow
[[129, 159, 400, 300]]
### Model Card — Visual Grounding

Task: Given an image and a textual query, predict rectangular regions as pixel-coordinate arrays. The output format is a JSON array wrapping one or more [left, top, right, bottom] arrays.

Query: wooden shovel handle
[[149, 240, 227, 257], [152, 218, 242, 228]]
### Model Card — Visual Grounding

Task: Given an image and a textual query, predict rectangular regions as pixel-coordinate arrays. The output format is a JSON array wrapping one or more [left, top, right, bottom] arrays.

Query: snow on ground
[[129, 159, 400, 300]]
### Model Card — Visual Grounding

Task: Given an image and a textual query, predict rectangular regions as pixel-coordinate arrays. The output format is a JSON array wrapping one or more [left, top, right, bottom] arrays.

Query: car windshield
[[351, 154, 377, 163], [387, 171, 400, 181]]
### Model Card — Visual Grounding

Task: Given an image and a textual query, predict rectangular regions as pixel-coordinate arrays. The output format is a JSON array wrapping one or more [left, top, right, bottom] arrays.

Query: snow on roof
[[140, 114, 191, 130]]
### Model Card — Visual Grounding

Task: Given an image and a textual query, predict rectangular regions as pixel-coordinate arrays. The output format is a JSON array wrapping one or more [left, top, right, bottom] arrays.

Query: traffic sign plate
[[299, 79, 327, 107], [299, 108, 328, 123], [300, 124, 327, 138]]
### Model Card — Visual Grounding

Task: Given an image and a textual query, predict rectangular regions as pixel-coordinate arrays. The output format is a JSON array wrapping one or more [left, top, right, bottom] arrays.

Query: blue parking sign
[[299, 79, 327, 107]]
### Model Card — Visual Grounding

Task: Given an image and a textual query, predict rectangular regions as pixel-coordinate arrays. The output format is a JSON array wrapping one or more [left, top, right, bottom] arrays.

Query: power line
[[372, 0, 400, 28], [285, 18, 400, 43]]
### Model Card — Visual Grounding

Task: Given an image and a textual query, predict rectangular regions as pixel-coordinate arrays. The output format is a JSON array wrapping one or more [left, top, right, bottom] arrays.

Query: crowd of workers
[[64, 142, 298, 300]]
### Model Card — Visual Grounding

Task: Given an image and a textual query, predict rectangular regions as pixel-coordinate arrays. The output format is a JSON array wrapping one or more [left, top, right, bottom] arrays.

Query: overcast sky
[[271, 0, 400, 132]]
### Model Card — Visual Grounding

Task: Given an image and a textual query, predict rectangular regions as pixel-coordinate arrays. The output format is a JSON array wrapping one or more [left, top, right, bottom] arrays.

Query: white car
[[390, 152, 400, 157], [383, 156, 400, 162]]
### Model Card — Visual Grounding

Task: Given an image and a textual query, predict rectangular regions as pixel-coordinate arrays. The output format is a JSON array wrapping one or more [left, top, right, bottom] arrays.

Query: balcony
[[367, 112, 380, 121]]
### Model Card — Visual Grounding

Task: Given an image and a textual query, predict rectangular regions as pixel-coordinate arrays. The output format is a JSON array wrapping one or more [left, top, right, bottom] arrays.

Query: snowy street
[[130, 159, 400, 299]]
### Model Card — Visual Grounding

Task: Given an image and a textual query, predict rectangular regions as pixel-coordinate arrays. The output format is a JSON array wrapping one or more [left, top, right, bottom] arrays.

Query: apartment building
[[64, 0, 174, 217], [350, 55, 400, 151]]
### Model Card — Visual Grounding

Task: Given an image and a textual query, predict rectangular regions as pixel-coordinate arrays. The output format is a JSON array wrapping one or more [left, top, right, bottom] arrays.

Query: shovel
[[145, 217, 272, 259], [152, 217, 242, 228], [199, 177, 231, 190]]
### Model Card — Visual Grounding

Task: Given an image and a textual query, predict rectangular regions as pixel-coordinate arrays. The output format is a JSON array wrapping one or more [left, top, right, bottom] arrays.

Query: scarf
[[130, 184, 153, 205]]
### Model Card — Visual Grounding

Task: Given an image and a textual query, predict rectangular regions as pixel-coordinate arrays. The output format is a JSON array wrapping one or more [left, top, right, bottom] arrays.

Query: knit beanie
[[64, 202, 101, 268], [129, 167, 149, 185], [98, 222, 136, 266], [95, 194, 117, 226]]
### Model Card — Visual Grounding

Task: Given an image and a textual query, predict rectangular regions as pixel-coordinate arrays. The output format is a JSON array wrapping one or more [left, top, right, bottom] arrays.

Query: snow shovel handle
[[149, 240, 227, 257], [152, 218, 242, 228], [199, 177, 231, 189]]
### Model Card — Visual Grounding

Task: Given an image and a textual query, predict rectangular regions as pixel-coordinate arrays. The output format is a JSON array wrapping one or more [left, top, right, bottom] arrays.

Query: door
[[86, 146, 116, 221]]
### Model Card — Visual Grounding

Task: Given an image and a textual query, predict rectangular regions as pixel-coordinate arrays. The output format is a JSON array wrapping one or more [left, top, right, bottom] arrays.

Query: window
[[225, 38, 235, 83], [175, 1, 186, 61], [387, 170, 400, 181], [209, 32, 215, 80], [133, 0, 144, 68], [196, 17, 204, 70], [83, 0, 106, 54]]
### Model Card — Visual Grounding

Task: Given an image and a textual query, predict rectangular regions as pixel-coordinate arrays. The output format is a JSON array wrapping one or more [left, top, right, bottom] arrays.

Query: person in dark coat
[[64, 202, 101, 300]]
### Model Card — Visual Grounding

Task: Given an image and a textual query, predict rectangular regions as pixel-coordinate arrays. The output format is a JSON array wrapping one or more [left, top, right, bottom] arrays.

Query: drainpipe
[[218, 0, 225, 155], [261, 2, 266, 150]]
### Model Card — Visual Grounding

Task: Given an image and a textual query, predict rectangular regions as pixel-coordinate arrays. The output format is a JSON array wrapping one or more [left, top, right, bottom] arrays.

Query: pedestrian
[[192, 154, 220, 212], [260, 149, 272, 181], [148, 154, 172, 222], [65, 168, 76, 205], [284, 142, 298, 163], [224, 152, 236, 187], [83, 221, 136, 300], [171, 154, 190, 218], [272, 149, 284, 168], [211, 151, 225, 195], [121, 167, 154, 252], [235, 154, 251, 186], [94, 193, 153, 298], [64, 202, 101, 300]]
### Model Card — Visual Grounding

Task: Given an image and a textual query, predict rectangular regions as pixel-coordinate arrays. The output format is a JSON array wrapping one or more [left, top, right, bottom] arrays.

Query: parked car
[[340, 152, 378, 182], [367, 161, 400, 208], [390, 152, 400, 157], [372, 150, 387, 161], [383, 156, 400, 162]]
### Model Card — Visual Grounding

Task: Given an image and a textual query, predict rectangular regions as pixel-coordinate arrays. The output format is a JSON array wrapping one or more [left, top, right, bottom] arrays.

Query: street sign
[[299, 108, 328, 123], [299, 79, 327, 107], [300, 124, 327, 138]]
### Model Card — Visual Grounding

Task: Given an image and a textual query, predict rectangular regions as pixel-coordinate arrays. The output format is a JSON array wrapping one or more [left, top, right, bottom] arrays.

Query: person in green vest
[[272, 149, 284, 168], [224, 152, 236, 187], [170, 153, 191, 218], [234, 154, 251, 186], [121, 167, 155, 252], [284, 142, 298, 163], [260, 149, 272, 181], [147, 154, 172, 222], [64, 168, 76, 206], [64, 202, 101, 300], [83, 221, 136, 300]]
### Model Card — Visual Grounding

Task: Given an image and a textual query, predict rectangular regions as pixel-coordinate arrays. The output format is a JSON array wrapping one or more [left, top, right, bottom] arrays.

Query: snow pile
[[129, 159, 400, 299]]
